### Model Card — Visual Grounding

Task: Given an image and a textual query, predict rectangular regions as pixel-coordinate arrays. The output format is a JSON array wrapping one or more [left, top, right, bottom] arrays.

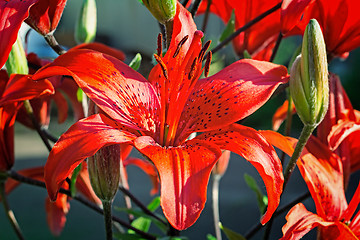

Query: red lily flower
[[0, 0, 67, 68], [261, 130, 360, 240], [317, 74, 360, 186], [272, 99, 296, 131], [32, 3, 287, 230], [4, 165, 100, 236], [198, 0, 282, 60], [281, 0, 360, 58], [0, 69, 53, 171]]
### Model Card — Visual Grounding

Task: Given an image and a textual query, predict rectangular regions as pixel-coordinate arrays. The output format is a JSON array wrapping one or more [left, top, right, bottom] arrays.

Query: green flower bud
[[87, 101, 120, 201], [75, 0, 97, 44], [87, 144, 121, 202], [290, 19, 329, 127], [143, 0, 177, 24], [5, 36, 28, 76]]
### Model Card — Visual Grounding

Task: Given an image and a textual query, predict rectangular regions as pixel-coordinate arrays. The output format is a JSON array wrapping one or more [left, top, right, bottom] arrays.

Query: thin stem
[[283, 124, 315, 189], [209, 2, 281, 56], [201, 0, 212, 34], [44, 33, 67, 55], [8, 170, 157, 240], [190, 0, 203, 17], [263, 124, 315, 240], [244, 191, 311, 239], [23, 100, 52, 152], [102, 200, 113, 240], [118, 185, 167, 225], [182, 0, 190, 7], [41, 129, 59, 143], [119, 160, 134, 222], [269, 33, 283, 62], [0, 182, 25, 240], [212, 174, 222, 240]]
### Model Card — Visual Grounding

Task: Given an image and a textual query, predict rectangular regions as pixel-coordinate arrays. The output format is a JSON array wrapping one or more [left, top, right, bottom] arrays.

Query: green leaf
[[206, 234, 217, 240], [244, 174, 268, 215], [113, 233, 144, 240], [129, 53, 142, 71], [219, 10, 235, 43], [220, 223, 247, 240], [243, 50, 252, 59], [70, 163, 82, 197], [77, 88, 84, 103], [159, 237, 189, 240]]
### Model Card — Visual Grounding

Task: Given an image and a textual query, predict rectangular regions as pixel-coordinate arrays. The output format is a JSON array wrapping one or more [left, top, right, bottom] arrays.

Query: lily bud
[[290, 19, 329, 127], [75, 0, 97, 44], [5, 36, 29, 76], [142, 0, 177, 24], [87, 101, 120, 201], [212, 150, 230, 177]]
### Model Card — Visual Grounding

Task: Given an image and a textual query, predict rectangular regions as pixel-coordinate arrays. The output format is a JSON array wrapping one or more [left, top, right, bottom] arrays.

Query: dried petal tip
[[143, 0, 177, 24], [290, 19, 329, 127]]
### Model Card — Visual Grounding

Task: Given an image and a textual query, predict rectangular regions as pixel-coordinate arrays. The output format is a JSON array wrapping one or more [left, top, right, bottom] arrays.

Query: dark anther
[[173, 35, 189, 58], [157, 33, 163, 57], [188, 57, 198, 80], [154, 54, 169, 79], [198, 40, 212, 62], [205, 51, 212, 77]]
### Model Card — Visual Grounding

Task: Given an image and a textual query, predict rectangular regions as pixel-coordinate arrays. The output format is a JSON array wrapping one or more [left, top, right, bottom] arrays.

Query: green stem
[[23, 100, 52, 152], [280, 94, 294, 164], [0, 182, 25, 240], [263, 124, 315, 240], [190, 0, 203, 17], [102, 200, 113, 240], [269, 33, 283, 62], [44, 33, 67, 55], [201, 0, 212, 33], [212, 174, 222, 240], [283, 124, 316, 189]]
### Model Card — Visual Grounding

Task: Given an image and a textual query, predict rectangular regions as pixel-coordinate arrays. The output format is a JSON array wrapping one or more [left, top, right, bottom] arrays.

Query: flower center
[[151, 30, 212, 147]]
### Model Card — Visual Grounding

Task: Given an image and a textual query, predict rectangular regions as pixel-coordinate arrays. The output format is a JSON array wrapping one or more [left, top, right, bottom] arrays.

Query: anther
[[154, 54, 169, 79], [188, 57, 198, 80], [157, 33, 163, 57], [205, 51, 212, 77], [173, 35, 189, 58], [198, 40, 212, 62]]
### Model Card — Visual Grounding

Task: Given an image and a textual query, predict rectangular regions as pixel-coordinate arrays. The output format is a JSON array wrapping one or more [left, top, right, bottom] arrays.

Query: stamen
[[198, 40, 212, 62], [173, 35, 189, 58], [205, 51, 212, 77], [154, 54, 168, 79], [157, 33, 163, 57], [188, 57, 198, 80]]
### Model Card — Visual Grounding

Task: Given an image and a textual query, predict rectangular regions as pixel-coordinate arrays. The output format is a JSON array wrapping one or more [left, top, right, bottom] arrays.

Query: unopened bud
[[143, 0, 177, 24], [87, 144, 121, 201], [75, 0, 97, 44], [212, 150, 230, 177], [87, 100, 120, 201], [290, 19, 329, 127], [5, 36, 28, 75]]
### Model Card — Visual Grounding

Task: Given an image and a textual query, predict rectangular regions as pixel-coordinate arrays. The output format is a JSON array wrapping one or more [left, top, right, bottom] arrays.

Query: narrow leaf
[[129, 53, 142, 71], [219, 223, 247, 240], [219, 10, 235, 42], [244, 173, 268, 214]]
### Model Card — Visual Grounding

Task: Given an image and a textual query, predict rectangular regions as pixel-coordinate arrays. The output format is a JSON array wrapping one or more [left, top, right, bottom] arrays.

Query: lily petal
[[328, 120, 360, 151], [32, 49, 160, 133], [0, 0, 38, 68], [71, 42, 126, 61], [0, 74, 54, 105], [177, 59, 288, 142], [134, 136, 221, 230], [196, 124, 284, 224], [281, 203, 333, 240], [261, 130, 348, 220], [45, 113, 137, 200], [272, 99, 296, 131]]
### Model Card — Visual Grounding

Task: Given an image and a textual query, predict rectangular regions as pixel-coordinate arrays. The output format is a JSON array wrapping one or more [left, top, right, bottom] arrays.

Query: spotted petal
[[177, 59, 288, 143], [45, 113, 137, 200], [196, 124, 284, 224], [134, 136, 222, 230], [32, 49, 160, 133]]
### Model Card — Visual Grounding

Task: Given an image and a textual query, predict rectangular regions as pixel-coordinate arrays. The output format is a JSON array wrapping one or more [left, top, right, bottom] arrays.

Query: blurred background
[[1, 0, 360, 239]]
